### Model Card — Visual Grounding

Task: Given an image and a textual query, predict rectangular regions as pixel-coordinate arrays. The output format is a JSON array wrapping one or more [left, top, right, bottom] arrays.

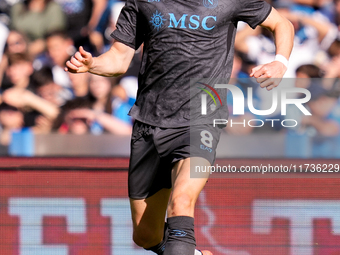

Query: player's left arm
[[250, 7, 294, 90]]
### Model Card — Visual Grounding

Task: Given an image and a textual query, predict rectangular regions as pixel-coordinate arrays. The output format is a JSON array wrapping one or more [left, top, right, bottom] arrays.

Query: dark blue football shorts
[[128, 121, 222, 199]]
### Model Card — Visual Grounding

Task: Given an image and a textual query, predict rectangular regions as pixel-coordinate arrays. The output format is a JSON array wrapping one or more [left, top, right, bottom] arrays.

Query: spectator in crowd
[[55, 97, 92, 134], [296, 64, 323, 78], [10, 0, 66, 57], [1, 57, 60, 136], [68, 72, 90, 98], [32, 66, 66, 107], [3, 53, 34, 91], [93, 0, 119, 52], [88, 73, 113, 114], [303, 85, 340, 157], [2, 87, 60, 124], [54, 0, 107, 53], [87, 74, 133, 133], [43, 30, 74, 100], [234, 2, 340, 136], [289, 0, 335, 21], [55, 97, 132, 135], [280, 8, 338, 67], [0, 31, 29, 86], [323, 41, 340, 91], [0, 84, 60, 144], [294, 65, 339, 136], [302, 86, 340, 137], [0, 102, 24, 145], [235, 7, 338, 78], [111, 76, 136, 125], [295, 64, 323, 89], [286, 63, 340, 157], [327, 39, 340, 58]]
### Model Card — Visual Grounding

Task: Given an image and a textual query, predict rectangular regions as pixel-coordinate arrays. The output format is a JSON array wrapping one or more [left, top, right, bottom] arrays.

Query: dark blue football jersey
[[111, 0, 271, 127]]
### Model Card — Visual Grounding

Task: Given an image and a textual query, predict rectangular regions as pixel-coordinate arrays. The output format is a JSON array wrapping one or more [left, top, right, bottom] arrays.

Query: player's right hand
[[250, 61, 287, 91], [65, 46, 93, 73]]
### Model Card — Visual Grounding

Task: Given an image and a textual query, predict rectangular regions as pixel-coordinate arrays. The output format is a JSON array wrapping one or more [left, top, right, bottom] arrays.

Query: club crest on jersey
[[203, 0, 218, 9], [150, 10, 166, 31]]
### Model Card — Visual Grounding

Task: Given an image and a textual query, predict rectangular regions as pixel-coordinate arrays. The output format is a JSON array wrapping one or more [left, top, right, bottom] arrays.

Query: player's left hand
[[250, 61, 287, 91]]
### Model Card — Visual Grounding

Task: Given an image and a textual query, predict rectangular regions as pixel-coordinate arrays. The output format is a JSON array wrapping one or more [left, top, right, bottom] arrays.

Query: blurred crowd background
[[0, 0, 340, 157]]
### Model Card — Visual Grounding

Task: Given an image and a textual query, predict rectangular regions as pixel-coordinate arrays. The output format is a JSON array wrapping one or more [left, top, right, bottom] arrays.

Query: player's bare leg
[[130, 186, 211, 255], [164, 157, 212, 255], [168, 157, 209, 217], [200, 251, 213, 255], [130, 157, 212, 255], [130, 188, 171, 249], [201, 251, 214, 255]]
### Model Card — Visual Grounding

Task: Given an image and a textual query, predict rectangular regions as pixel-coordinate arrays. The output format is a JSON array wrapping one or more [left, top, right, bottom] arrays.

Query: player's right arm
[[65, 40, 135, 77]]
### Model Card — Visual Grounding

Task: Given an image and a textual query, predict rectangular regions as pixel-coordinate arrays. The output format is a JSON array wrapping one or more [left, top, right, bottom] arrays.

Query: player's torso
[[131, 0, 239, 127]]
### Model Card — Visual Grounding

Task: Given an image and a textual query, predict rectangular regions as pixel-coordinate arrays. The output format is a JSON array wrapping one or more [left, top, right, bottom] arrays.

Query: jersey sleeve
[[234, 0, 272, 29], [110, 0, 144, 50]]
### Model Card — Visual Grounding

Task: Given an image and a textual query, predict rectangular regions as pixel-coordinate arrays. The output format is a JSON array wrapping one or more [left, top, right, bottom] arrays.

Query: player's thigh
[[130, 187, 171, 245], [168, 157, 210, 217], [130, 188, 171, 228]]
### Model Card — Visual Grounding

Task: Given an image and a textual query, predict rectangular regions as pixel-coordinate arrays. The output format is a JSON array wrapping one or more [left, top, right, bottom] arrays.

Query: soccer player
[[65, 0, 294, 254]]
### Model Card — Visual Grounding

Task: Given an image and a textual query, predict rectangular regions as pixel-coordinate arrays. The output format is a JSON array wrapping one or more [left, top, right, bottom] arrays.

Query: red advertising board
[[1, 158, 340, 255]]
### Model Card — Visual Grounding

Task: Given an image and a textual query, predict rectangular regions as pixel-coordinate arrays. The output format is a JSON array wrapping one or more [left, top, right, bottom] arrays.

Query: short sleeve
[[234, 0, 272, 29], [110, 0, 144, 50]]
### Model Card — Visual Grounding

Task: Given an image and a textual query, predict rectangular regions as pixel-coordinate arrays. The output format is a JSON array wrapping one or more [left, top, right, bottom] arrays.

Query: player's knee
[[168, 193, 194, 216], [133, 229, 162, 248], [132, 232, 148, 248]]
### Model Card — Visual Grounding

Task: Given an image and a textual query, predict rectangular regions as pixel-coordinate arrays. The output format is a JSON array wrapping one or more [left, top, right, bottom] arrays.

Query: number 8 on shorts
[[200, 130, 213, 148]]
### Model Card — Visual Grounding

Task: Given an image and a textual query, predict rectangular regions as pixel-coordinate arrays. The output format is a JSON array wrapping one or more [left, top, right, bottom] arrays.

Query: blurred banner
[[1, 158, 340, 255]]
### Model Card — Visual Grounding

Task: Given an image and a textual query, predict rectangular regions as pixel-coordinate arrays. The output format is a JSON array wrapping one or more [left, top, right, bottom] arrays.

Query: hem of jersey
[[132, 116, 218, 129], [250, 5, 272, 29], [110, 31, 136, 49], [131, 114, 189, 128], [132, 114, 229, 128]]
